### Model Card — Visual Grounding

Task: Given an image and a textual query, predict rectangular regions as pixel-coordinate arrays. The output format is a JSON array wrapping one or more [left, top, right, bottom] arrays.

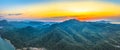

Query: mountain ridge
[[1, 19, 120, 50]]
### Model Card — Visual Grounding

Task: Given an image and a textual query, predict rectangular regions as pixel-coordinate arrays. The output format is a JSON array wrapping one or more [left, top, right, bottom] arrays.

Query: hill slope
[[1, 19, 120, 50]]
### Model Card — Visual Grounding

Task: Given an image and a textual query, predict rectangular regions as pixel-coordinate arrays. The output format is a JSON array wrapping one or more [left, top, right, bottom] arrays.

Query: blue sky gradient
[[0, 0, 120, 6], [0, 0, 120, 22], [0, 0, 120, 10], [0, 0, 120, 9]]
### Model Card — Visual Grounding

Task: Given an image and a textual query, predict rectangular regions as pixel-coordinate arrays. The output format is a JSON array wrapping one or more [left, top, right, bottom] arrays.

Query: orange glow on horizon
[[1, 1, 120, 21]]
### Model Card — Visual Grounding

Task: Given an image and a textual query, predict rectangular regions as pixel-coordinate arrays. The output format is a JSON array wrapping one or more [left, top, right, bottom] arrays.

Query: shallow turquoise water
[[0, 37, 15, 50]]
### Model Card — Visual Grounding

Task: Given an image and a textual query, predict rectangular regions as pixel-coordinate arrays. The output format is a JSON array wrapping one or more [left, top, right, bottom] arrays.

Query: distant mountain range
[[0, 19, 120, 50]]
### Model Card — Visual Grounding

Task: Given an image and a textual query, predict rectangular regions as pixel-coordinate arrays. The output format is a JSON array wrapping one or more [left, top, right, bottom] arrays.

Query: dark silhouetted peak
[[61, 19, 83, 25], [0, 20, 7, 23], [64, 19, 80, 22], [0, 20, 10, 26]]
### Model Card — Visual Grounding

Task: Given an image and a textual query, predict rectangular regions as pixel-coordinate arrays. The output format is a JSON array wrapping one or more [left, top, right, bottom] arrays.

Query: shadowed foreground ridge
[[0, 19, 120, 50]]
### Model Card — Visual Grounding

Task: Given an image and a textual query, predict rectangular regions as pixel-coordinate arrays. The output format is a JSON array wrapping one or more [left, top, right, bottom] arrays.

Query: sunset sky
[[0, 0, 120, 22]]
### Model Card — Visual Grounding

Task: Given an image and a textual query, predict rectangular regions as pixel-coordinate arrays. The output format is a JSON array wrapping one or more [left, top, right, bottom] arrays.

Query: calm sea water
[[0, 37, 15, 50]]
